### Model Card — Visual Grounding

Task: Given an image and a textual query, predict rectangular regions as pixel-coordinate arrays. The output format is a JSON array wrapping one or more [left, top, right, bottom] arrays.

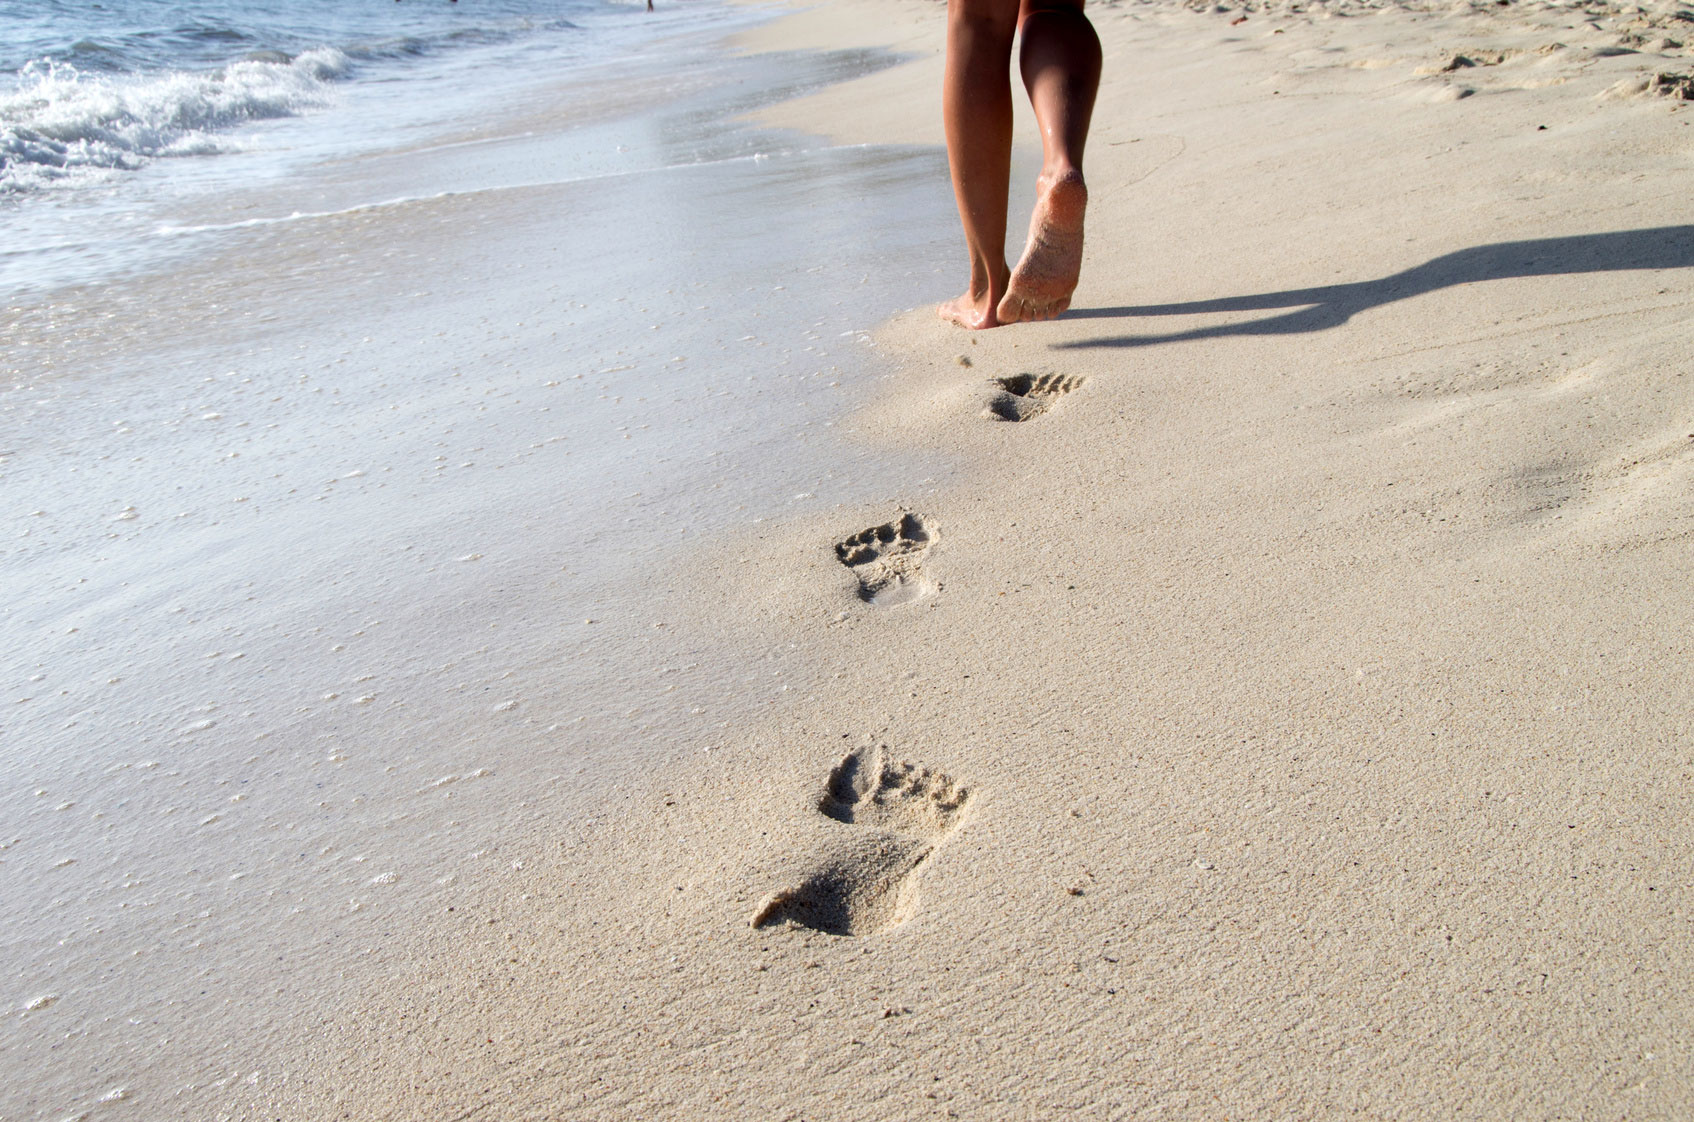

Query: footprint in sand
[[750, 746, 971, 936], [985, 373, 1085, 422], [835, 513, 935, 606]]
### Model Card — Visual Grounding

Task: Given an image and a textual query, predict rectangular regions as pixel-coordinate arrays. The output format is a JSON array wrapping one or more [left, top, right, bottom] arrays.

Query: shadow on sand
[[1056, 226, 1694, 349]]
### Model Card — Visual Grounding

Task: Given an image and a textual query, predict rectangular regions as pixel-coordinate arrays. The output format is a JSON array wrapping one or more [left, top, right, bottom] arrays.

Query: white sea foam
[[0, 48, 349, 192]]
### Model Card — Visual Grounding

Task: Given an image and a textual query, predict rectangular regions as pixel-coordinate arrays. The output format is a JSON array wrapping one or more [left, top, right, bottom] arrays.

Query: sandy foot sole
[[998, 172, 1088, 324]]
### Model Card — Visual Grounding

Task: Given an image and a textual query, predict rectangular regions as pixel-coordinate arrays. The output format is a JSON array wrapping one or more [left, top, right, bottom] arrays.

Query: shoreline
[[0, 18, 970, 1119]]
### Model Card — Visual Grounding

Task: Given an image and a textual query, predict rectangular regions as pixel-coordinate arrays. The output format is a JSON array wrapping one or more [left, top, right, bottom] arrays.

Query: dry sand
[[260, 0, 1694, 1117]]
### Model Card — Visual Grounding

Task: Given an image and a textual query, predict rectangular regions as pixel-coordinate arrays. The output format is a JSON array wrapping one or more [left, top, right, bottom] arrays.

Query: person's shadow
[[1056, 226, 1694, 349]]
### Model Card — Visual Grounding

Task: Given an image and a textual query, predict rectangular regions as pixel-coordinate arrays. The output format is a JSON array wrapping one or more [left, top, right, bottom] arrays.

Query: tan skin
[[937, 0, 1101, 329]]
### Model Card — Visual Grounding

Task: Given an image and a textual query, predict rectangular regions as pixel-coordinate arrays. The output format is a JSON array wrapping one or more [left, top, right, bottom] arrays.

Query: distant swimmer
[[938, 0, 1101, 329]]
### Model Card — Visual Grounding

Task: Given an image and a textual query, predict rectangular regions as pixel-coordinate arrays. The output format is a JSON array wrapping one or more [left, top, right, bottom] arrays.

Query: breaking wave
[[0, 48, 350, 193]]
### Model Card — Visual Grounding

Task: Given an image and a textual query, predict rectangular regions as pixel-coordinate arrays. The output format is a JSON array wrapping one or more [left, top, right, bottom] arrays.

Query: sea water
[[0, 0, 762, 293], [1, 4, 962, 1117]]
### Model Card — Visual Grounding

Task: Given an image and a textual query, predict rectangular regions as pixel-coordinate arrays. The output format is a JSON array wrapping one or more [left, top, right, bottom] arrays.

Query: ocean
[[0, 3, 961, 1116], [0, 0, 796, 294]]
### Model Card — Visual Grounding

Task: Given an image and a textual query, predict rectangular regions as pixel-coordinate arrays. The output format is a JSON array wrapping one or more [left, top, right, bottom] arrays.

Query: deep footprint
[[835, 513, 935, 605], [750, 746, 970, 936], [986, 373, 1085, 422]]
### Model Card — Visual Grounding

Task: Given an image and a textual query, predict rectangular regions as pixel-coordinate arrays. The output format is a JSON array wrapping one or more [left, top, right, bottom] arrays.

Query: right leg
[[997, 0, 1101, 323], [938, 0, 1021, 330]]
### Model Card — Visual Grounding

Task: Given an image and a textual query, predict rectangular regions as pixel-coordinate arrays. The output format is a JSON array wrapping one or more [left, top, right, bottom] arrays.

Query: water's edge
[[1, 16, 964, 1120]]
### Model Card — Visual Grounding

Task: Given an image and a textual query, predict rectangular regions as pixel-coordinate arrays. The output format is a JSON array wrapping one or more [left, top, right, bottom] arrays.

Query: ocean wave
[[335, 19, 578, 65], [0, 47, 350, 193]]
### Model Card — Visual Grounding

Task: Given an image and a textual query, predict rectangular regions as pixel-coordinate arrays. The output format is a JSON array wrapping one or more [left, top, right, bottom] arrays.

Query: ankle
[[1040, 164, 1085, 188], [968, 264, 1010, 304]]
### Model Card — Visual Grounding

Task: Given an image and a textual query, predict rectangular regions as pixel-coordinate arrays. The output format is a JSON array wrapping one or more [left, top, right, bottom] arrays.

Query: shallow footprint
[[986, 373, 1085, 422], [750, 746, 971, 936], [1563, 427, 1694, 548], [835, 513, 936, 606]]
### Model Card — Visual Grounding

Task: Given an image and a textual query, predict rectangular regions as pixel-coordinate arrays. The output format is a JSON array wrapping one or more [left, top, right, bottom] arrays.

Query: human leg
[[938, 0, 1020, 330], [996, 0, 1100, 323]]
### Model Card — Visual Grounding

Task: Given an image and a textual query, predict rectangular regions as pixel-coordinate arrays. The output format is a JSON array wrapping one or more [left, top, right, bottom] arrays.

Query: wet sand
[[37, 0, 1694, 1116], [0, 33, 963, 1121]]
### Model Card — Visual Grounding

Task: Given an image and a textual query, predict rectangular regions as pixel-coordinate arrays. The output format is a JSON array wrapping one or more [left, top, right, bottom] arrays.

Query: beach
[[3, 5, 963, 1115], [8, 0, 1694, 1117]]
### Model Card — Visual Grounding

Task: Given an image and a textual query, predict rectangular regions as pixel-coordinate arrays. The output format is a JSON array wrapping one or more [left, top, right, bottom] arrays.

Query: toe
[[995, 297, 1023, 324]]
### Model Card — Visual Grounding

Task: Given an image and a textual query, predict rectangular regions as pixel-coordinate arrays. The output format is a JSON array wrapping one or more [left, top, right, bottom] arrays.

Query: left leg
[[938, 0, 1022, 329]]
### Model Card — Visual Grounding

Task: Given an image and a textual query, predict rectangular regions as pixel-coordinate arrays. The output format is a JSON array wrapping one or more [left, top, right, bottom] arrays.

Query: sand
[[254, 0, 1694, 1117], [0, 29, 975, 1120]]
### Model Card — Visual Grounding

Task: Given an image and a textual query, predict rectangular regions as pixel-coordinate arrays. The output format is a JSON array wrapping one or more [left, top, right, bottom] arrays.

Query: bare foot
[[938, 290, 1000, 330], [997, 170, 1087, 324]]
